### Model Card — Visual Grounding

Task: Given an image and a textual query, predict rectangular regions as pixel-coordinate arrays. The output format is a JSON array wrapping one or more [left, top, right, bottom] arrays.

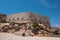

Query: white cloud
[[40, 0, 58, 8], [51, 24, 60, 28], [54, 24, 60, 27]]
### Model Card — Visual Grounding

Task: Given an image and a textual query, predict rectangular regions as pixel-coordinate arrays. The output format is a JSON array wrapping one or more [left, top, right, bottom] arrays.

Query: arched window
[[22, 33, 25, 36], [9, 19, 11, 21]]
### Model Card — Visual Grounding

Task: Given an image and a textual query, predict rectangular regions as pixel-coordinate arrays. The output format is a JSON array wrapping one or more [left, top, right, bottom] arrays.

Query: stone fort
[[6, 12, 50, 28], [0, 12, 60, 37]]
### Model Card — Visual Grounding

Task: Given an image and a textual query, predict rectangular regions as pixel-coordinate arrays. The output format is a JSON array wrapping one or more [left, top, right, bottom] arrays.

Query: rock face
[[0, 23, 60, 37]]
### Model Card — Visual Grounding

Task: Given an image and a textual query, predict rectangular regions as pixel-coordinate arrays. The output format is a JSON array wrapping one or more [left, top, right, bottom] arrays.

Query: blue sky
[[0, 0, 60, 28]]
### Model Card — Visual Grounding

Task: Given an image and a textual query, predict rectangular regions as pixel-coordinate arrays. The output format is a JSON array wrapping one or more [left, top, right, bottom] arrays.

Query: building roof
[[7, 12, 49, 19]]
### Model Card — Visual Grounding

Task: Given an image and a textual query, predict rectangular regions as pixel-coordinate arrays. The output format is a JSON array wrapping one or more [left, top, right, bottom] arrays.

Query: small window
[[9, 19, 11, 21], [22, 17, 23, 19], [17, 18, 19, 20]]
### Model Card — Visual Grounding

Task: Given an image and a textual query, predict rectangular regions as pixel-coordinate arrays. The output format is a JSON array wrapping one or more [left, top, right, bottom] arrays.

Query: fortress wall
[[6, 12, 50, 28]]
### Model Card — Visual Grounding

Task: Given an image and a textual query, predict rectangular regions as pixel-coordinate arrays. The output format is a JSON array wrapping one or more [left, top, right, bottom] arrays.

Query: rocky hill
[[0, 22, 60, 37]]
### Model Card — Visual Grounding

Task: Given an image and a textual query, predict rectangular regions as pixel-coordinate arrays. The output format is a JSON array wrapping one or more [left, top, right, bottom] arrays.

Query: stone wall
[[0, 12, 50, 28], [6, 12, 50, 28]]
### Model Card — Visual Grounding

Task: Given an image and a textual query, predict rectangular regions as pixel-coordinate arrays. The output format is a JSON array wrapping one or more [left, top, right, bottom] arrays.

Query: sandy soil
[[0, 33, 60, 40]]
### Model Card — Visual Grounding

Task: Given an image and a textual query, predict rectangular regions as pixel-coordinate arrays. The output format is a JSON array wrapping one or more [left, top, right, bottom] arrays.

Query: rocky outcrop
[[0, 23, 60, 37]]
